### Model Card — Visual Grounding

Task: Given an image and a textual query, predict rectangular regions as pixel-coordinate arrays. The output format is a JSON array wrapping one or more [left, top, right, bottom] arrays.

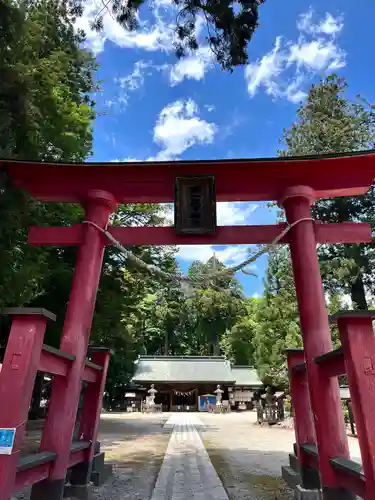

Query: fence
[[0, 308, 112, 500], [283, 310, 375, 499]]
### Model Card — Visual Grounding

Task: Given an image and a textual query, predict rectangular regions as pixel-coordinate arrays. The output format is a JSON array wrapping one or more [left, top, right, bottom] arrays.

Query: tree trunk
[[164, 330, 169, 355], [213, 341, 220, 356], [350, 274, 368, 310]]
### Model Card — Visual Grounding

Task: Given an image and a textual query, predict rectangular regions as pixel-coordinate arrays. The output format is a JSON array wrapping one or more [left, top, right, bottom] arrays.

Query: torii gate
[[1, 151, 375, 500]]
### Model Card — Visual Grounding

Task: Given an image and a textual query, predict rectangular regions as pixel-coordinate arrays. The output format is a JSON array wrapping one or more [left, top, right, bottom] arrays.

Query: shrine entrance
[[1, 151, 375, 500]]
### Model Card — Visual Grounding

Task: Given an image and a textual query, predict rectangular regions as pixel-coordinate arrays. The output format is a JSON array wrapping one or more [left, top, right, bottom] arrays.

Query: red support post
[[286, 349, 320, 489], [30, 190, 117, 500], [280, 186, 353, 500], [335, 311, 375, 499], [0, 309, 55, 500], [68, 347, 112, 493]]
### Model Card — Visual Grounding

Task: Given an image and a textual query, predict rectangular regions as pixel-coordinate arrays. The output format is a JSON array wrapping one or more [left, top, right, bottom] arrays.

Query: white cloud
[[114, 98, 217, 161], [161, 201, 259, 267], [297, 9, 344, 36], [288, 39, 345, 72], [160, 202, 259, 226], [177, 244, 253, 267], [245, 9, 345, 103], [75, 0, 175, 54], [217, 202, 259, 225], [152, 99, 217, 160], [169, 47, 214, 85], [112, 60, 168, 108], [245, 37, 285, 98]]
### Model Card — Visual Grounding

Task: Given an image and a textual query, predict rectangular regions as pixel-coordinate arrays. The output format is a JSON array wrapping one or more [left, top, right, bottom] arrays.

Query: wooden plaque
[[174, 176, 216, 235]]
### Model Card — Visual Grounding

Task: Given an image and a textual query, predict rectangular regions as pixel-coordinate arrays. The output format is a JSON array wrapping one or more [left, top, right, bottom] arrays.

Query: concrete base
[[63, 484, 91, 500], [322, 487, 356, 500], [91, 463, 113, 487], [300, 465, 321, 490], [70, 460, 92, 485], [294, 485, 323, 500], [282, 465, 301, 489], [30, 478, 65, 500]]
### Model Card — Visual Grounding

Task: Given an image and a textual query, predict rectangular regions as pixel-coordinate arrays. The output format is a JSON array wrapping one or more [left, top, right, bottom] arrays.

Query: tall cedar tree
[[280, 74, 375, 309]]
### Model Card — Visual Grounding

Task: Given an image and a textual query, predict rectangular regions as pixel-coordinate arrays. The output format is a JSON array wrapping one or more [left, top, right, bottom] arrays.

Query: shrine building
[[130, 355, 263, 411]]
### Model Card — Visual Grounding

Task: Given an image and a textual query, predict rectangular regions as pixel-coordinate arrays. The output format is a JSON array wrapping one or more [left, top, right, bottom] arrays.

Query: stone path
[[151, 413, 229, 500]]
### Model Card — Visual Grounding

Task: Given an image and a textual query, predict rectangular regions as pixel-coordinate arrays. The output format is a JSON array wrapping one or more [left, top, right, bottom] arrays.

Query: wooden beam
[[314, 348, 346, 378], [39, 346, 74, 377], [6, 151, 375, 203], [28, 222, 372, 247]]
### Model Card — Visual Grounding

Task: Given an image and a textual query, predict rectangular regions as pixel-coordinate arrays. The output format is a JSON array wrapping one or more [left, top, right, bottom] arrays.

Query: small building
[[230, 365, 264, 410], [131, 355, 263, 412]]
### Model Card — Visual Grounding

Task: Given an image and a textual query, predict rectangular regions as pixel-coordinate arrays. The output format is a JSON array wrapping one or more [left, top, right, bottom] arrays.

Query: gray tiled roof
[[231, 366, 263, 387], [131, 356, 235, 384], [131, 356, 264, 387]]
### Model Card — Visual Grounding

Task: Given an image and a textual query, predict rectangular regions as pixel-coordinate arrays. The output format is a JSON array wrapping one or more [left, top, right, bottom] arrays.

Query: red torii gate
[[1, 151, 375, 500]]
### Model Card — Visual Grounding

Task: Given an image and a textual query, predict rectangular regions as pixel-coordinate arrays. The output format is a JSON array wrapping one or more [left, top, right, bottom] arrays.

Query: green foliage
[[220, 300, 257, 365], [77, 0, 265, 71], [251, 248, 301, 388], [280, 74, 375, 309], [0, 0, 96, 160], [0, 0, 96, 349]]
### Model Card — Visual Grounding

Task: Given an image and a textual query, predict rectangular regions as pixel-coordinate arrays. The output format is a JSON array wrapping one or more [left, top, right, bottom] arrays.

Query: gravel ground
[[93, 412, 296, 500], [90, 412, 171, 500], [198, 412, 295, 500], [13, 411, 363, 500]]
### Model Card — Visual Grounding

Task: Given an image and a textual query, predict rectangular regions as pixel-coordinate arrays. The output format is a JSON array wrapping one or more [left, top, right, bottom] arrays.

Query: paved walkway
[[151, 414, 229, 500]]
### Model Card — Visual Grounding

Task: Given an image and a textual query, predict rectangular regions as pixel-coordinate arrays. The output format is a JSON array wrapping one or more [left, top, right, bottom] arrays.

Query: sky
[[76, 0, 374, 297]]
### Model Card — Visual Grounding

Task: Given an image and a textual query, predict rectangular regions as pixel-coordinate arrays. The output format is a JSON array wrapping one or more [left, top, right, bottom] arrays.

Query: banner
[[172, 388, 196, 397]]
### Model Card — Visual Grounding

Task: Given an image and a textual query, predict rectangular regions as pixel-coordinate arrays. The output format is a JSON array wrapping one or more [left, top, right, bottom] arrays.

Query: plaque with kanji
[[174, 175, 216, 235]]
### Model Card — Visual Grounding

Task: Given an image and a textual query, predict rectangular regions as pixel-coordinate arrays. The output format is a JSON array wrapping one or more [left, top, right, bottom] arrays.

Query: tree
[[220, 300, 257, 365], [280, 74, 375, 309], [252, 247, 301, 388], [0, 0, 96, 324], [73, 0, 265, 71], [0, 0, 98, 415], [186, 256, 246, 355]]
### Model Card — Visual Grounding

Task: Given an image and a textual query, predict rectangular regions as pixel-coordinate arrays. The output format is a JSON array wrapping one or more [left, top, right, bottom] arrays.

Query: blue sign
[[0, 428, 16, 455], [199, 395, 216, 412]]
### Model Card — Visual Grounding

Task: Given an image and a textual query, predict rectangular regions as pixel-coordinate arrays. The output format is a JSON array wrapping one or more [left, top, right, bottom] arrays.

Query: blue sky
[[76, 0, 374, 297]]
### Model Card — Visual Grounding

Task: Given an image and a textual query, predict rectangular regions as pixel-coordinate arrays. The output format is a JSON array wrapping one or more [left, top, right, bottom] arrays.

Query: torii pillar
[[30, 190, 117, 499], [280, 186, 353, 500]]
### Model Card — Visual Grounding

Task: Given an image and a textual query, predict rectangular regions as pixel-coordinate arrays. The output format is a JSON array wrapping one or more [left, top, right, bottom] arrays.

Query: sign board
[[0, 428, 16, 455], [198, 394, 216, 412], [174, 176, 216, 235]]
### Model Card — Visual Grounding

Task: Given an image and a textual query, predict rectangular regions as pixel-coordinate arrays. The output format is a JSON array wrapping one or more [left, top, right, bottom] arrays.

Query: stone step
[[282, 465, 301, 489], [289, 453, 300, 471]]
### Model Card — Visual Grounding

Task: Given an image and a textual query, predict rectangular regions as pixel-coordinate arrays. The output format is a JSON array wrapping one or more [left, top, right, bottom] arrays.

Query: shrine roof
[[131, 355, 235, 384], [131, 356, 264, 386], [231, 366, 263, 387], [3, 150, 375, 203]]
